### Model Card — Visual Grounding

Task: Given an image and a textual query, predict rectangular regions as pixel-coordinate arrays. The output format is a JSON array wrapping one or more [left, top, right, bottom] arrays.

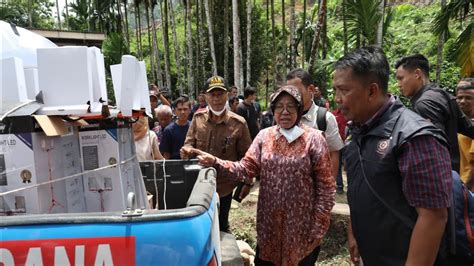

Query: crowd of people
[[133, 46, 474, 266]]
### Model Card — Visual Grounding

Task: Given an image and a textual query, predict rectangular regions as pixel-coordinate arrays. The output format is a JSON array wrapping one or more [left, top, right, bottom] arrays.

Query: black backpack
[[316, 107, 327, 132], [450, 171, 474, 262], [361, 166, 474, 262]]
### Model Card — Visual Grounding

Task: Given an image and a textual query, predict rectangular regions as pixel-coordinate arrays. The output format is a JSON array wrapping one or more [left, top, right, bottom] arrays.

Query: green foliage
[[344, 0, 382, 46], [432, 0, 473, 76], [66, 0, 91, 31], [0, 0, 54, 29], [2, 0, 467, 101], [0, 2, 29, 26], [102, 33, 129, 103], [66, 0, 120, 33], [102, 33, 129, 68]]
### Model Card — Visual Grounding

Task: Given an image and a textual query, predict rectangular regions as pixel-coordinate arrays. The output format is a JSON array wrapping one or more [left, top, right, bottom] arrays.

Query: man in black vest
[[334, 47, 453, 265], [395, 54, 474, 172]]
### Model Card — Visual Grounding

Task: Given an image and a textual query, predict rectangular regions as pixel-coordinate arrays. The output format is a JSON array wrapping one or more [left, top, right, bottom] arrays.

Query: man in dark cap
[[181, 76, 252, 232]]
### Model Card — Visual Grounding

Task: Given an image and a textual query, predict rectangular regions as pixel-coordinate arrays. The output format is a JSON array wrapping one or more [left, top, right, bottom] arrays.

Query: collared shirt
[[349, 95, 395, 135], [183, 109, 252, 196], [214, 125, 335, 265], [301, 102, 344, 152], [352, 95, 452, 209]]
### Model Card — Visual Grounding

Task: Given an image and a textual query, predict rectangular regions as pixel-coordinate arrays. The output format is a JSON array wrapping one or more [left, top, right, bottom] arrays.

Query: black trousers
[[218, 193, 233, 232], [254, 245, 321, 266]]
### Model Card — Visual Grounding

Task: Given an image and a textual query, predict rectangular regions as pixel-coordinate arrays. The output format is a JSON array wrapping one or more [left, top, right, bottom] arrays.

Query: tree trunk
[[116, 0, 124, 40], [87, 0, 91, 31], [65, 0, 69, 29], [55, 0, 62, 29], [168, 0, 183, 95], [224, 0, 230, 86], [134, 1, 143, 59], [145, 2, 156, 81], [232, 0, 243, 93], [27, 0, 33, 27], [246, 0, 252, 86], [196, 0, 206, 86], [301, 0, 306, 68], [160, 0, 172, 91], [204, 0, 218, 76], [271, 0, 277, 89], [186, 0, 195, 97], [320, 7, 327, 93], [123, 0, 131, 49], [308, 0, 326, 74], [289, 0, 296, 69], [150, 1, 163, 87], [375, 0, 385, 47], [265, 0, 270, 104], [435, 0, 446, 84], [342, 0, 348, 54], [281, 0, 286, 72]]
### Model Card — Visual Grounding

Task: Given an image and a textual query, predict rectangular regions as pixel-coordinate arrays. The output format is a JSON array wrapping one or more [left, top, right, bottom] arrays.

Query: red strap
[[462, 188, 474, 251]]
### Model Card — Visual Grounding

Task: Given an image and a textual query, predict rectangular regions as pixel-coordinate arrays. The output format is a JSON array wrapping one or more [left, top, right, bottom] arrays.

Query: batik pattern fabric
[[214, 124, 335, 266]]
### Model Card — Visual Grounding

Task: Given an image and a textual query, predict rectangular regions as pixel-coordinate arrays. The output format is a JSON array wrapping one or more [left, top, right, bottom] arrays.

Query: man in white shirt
[[287, 69, 344, 179]]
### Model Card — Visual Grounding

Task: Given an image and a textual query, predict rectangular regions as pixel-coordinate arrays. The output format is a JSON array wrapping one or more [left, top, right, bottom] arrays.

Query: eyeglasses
[[274, 104, 298, 114]]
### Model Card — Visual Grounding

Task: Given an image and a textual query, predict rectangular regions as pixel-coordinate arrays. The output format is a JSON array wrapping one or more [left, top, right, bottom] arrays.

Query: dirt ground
[[229, 181, 351, 265]]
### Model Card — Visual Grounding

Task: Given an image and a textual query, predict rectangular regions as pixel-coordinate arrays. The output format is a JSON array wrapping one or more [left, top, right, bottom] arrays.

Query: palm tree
[[27, 0, 33, 27], [204, 0, 218, 76], [281, 0, 286, 71], [308, 0, 327, 74], [168, 0, 183, 94], [64, 0, 70, 29], [375, 0, 386, 47], [246, 0, 253, 86], [224, 0, 230, 85], [133, 0, 143, 59], [196, 0, 206, 85], [123, 0, 131, 49], [144, 0, 156, 81], [150, 0, 164, 86], [160, 0, 172, 90], [271, 0, 277, 89], [435, 0, 446, 83], [342, 0, 348, 53], [289, 0, 296, 69], [232, 0, 243, 93], [344, 0, 383, 47], [302, 0, 307, 68], [67, 0, 90, 31], [433, 0, 472, 77], [186, 0, 195, 97], [55, 0, 62, 29]]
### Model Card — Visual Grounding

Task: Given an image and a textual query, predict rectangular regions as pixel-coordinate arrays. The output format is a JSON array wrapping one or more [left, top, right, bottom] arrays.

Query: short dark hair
[[174, 96, 191, 108], [395, 54, 430, 77], [244, 86, 257, 99], [286, 68, 314, 87], [457, 78, 474, 91], [229, 86, 238, 92], [228, 96, 239, 106], [334, 46, 390, 93]]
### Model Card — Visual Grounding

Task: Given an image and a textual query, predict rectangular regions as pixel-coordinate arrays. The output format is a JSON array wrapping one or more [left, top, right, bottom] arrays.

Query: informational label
[[82, 146, 99, 171], [0, 154, 7, 186], [0, 236, 135, 266]]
